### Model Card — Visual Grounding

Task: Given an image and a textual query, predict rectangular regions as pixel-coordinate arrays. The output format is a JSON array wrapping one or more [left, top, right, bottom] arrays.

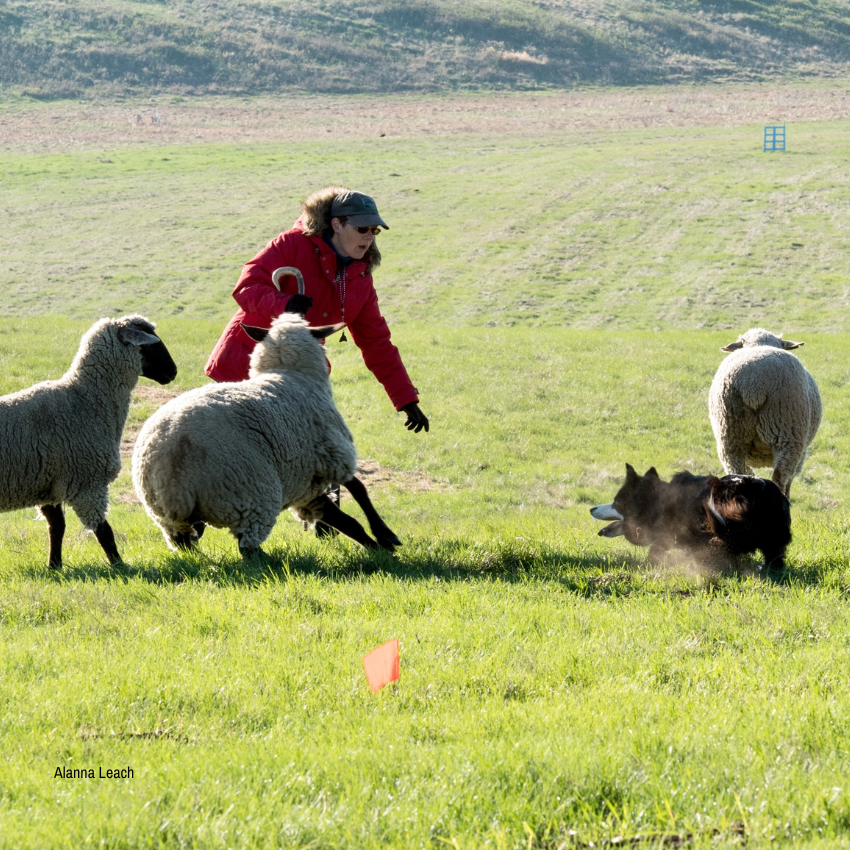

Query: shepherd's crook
[[271, 266, 306, 295]]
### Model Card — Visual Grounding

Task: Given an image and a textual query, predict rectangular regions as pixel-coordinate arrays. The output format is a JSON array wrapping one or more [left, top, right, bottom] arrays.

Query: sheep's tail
[[271, 267, 305, 294]]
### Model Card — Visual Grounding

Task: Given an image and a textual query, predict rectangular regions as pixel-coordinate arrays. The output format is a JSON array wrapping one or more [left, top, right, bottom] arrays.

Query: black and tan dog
[[591, 464, 791, 571]]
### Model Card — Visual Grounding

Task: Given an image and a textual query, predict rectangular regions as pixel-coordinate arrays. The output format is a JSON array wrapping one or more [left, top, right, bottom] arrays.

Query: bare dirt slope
[[3, 86, 850, 153]]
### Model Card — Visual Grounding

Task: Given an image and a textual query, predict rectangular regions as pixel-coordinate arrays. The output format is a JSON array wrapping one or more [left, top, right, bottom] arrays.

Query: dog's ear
[[645, 467, 659, 479], [625, 463, 638, 481]]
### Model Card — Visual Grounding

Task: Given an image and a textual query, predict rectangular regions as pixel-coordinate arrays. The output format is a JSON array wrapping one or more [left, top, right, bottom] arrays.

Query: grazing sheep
[[708, 328, 821, 498], [0, 315, 178, 568], [132, 313, 400, 558]]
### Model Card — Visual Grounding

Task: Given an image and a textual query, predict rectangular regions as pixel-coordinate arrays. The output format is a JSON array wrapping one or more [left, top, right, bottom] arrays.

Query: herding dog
[[590, 464, 791, 571]]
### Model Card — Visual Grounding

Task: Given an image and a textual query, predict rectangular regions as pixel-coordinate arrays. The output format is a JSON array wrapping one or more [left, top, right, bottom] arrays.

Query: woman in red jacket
[[205, 185, 429, 433]]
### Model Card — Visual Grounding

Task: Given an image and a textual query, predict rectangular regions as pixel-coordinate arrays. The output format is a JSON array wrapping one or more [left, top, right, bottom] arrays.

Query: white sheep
[[0, 315, 177, 568], [708, 327, 821, 498], [132, 313, 400, 558]]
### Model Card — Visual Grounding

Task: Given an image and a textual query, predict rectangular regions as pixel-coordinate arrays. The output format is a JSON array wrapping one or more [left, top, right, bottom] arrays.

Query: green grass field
[[4, 112, 850, 330], [2, 95, 850, 848]]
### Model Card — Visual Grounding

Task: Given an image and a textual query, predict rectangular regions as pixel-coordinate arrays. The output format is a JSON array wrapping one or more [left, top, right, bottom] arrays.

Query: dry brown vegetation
[[3, 85, 850, 154]]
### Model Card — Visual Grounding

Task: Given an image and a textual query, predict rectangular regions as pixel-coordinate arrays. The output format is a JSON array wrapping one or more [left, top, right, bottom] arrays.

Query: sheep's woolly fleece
[[0, 315, 163, 528], [133, 313, 357, 551], [708, 327, 822, 497]]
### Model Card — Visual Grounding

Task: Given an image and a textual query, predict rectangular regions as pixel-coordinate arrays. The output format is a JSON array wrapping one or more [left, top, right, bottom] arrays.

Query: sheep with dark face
[[0, 315, 177, 568], [132, 313, 399, 559], [708, 328, 821, 499]]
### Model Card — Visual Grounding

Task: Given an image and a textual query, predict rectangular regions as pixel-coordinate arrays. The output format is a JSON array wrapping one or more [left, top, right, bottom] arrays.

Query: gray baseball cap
[[331, 190, 389, 229]]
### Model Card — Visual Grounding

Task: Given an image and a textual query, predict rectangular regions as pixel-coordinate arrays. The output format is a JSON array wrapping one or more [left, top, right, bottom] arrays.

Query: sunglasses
[[347, 223, 382, 235]]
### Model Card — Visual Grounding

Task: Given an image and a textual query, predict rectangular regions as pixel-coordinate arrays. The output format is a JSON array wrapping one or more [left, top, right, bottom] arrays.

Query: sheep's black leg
[[171, 530, 196, 551], [342, 477, 401, 550], [171, 522, 206, 551], [93, 520, 122, 565], [41, 503, 65, 569], [314, 485, 340, 538], [317, 495, 380, 550]]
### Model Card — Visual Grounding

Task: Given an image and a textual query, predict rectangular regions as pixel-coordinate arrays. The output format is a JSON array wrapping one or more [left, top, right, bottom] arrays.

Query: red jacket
[[204, 221, 419, 411]]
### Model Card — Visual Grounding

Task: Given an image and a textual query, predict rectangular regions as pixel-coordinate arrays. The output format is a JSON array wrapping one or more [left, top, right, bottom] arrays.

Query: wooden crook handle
[[271, 266, 306, 294]]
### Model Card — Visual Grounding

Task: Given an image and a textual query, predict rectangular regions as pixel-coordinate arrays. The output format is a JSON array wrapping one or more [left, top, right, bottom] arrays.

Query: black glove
[[401, 402, 429, 433], [283, 294, 313, 315]]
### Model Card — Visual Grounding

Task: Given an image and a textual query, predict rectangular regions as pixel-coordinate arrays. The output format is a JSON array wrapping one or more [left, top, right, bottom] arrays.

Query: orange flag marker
[[362, 639, 400, 693]]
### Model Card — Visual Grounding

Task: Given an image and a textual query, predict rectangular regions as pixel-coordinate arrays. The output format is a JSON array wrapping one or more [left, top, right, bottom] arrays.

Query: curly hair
[[299, 185, 381, 271]]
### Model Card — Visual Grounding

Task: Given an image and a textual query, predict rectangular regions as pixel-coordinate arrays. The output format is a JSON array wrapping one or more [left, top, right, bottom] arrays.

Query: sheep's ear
[[118, 326, 161, 347], [625, 463, 638, 481], [240, 324, 269, 343], [645, 466, 659, 479], [720, 340, 744, 352], [782, 338, 804, 350], [308, 322, 345, 340]]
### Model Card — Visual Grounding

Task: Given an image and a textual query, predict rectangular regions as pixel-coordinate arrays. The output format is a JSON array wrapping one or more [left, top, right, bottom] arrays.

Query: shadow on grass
[[45, 545, 402, 588], [35, 536, 821, 598]]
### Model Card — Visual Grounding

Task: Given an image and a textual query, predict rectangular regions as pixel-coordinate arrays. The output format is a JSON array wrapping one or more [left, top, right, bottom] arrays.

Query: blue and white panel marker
[[764, 125, 786, 152]]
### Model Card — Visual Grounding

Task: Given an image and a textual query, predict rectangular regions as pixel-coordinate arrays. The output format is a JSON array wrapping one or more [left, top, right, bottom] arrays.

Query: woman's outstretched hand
[[401, 402, 429, 433]]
